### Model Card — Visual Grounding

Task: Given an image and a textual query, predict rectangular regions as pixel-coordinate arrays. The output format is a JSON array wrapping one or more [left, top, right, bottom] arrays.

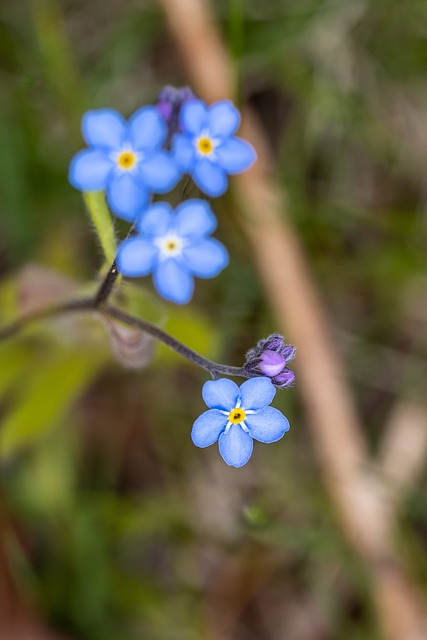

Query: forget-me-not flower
[[191, 377, 290, 467], [69, 107, 181, 222], [172, 99, 256, 197], [116, 199, 228, 304]]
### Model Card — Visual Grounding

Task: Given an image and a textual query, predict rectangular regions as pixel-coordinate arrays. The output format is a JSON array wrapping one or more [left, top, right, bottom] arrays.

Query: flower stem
[[0, 298, 95, 342], [0, 297, 247, 381], [104, 305, 247, 379], [94, 221, 138, 307], [94, 192, 156, 307], [94, 260, 120, 307], [83, 192, 117, 264]]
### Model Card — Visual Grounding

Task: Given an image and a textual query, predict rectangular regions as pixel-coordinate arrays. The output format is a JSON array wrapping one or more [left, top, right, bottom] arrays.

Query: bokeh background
[[1, 0, 427, 639]]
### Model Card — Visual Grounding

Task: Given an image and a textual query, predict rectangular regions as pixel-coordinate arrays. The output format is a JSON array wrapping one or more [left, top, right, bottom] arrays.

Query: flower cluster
[[69, 87, 294, 468], [69, 91, 254, 303]]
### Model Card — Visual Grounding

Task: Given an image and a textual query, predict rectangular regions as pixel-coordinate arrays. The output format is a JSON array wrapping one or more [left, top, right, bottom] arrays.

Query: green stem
[[83, 192, 117, 264]]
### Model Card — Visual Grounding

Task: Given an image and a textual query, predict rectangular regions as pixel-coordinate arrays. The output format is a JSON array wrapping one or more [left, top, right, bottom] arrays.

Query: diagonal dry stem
[[156, 0, 427, 637]]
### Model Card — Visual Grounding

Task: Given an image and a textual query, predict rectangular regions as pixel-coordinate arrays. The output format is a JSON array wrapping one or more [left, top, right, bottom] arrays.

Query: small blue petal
[[172, 135, 195, 171], [216, 138, 256, 174], [240, 377, 276, 411], [117, 237, 157, 277], [139, 152, 181, 192], [202, 378, 240, 411], [174, 199, 217, 238], [218, 425, 253, 468], [193, 158, 227, 197], [208, 101, 240, 138], [129, 106, 166, 151], [153, 259, 194, 304], [180, 99, 208, 135], [106, 173, 149, 222], [191, 409, 227, 447], [183, 239, 229, 278], [245, 407, 290, 444], [68, 150, 113, 191], [82, 109, 127, 150], [137, 202, 173, 236]]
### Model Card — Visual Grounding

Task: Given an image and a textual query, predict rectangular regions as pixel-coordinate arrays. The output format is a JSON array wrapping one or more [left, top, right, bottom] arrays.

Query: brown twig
[[156, 0, 427, 637], [379, 402, 427, 503]]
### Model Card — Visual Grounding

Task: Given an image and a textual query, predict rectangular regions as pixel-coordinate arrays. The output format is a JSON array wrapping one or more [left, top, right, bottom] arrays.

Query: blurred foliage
[[1, 0, 427, 638]]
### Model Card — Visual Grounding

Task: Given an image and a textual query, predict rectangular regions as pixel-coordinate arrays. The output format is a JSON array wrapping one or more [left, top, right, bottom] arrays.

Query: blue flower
[[116, 199, 229, 304], [68, 107, 181, 222], [191, 377, 290, 467], [172, 99, 256, 197]]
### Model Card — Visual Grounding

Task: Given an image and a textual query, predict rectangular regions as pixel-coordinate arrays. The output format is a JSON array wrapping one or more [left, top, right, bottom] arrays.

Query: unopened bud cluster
[[244, 334, 295, 388]]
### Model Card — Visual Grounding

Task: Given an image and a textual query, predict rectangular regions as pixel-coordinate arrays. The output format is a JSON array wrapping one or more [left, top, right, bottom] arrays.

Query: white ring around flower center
[[156, 234, 183, 258], [195, 130, 219, 158]]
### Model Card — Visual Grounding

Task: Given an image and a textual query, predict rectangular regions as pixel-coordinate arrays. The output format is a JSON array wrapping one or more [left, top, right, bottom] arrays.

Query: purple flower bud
[[156, 86, 195, 144], [258, 350, 287, 377], [274, 368, 296, 388], [244, 333, 296, 389]]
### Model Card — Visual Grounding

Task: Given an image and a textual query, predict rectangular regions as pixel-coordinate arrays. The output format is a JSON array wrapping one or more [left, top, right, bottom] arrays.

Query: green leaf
[[83, 191, 117, 264], [0, 342, 37, 399], [0, 276, 19, 325], [0, 348, 105, 458]]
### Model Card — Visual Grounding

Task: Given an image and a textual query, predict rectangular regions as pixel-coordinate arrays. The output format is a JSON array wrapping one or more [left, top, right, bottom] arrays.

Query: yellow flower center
[[117, 150, 136, 170], [196, 136, 214, 155], [228, 407, 246, 424]]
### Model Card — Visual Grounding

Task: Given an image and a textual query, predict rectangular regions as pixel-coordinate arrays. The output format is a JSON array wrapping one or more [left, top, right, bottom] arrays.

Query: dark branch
[[0, 297, 247, 381]]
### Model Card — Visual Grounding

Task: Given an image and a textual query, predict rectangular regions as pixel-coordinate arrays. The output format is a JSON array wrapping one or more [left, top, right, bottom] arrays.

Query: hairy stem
[[0, 298, 95, 342], [94, 223, 136, 307], [0, 297, 247, 380]]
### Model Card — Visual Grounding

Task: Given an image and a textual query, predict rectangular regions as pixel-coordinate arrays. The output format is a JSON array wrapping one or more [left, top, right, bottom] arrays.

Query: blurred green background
[[1, 0, 427, 638]]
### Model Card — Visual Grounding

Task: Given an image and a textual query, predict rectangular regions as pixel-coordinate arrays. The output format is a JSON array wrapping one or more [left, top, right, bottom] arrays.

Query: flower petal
[[129, 106, 166, 151], [245, 406, 290, 443], [139, 152, 181, 192], [174, 199, 217, 238], [180, 99, 208, 135], [82, 109, 127, 150], [172, 135, 195, 171], [153, 259, 194, 304], [117, 237, 157, 277], [106, 173, 149, 222], [208, 101, 240, 138], [215, 138, 256, 174], [183, 239, 229, 278], [258, 350, 286, 377], [68, 150, 114, 191], [202, 378, 240, 411], [192, 158, 227, 197], [218, 425, 253, 467], [239, 377, 276, 411], [191, 409, 227, 447], [137, 202, 173, 236]]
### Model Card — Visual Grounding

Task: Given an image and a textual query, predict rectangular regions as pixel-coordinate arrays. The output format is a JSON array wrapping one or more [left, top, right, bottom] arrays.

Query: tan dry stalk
[[156, 0, 427, 637]]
